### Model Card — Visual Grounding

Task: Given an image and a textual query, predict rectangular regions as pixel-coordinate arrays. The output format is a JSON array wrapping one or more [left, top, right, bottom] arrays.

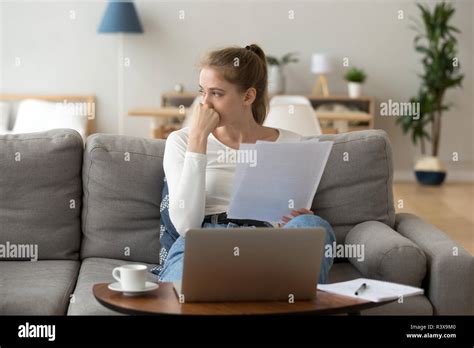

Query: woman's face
[[199, 67, 253, 126]]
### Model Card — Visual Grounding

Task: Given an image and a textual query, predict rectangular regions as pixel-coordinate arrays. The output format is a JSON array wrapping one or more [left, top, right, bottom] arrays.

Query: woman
[[158, 44, 336, 284]]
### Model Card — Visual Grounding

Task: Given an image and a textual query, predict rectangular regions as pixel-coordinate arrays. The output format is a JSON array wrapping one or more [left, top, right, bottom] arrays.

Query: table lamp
[[311, 53, 332, 97], [98, 1, 143, 135]]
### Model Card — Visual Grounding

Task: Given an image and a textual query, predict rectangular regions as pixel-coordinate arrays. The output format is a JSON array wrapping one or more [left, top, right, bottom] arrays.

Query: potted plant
[[266, 52, 299, 94], [397, 2, 464, 185], [344, 67, 367, 98]]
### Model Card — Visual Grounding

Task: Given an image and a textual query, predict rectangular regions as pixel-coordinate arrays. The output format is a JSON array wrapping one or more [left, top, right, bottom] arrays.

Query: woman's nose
[[202, 97, 213, 108]]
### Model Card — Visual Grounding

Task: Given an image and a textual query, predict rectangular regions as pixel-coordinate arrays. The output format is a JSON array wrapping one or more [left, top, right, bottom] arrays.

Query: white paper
[[226, 140, 333, 222], [317, 278, 424, 303]]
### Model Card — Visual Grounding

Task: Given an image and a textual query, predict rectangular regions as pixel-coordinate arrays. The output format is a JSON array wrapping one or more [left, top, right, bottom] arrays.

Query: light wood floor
[[393, 183, 474, 255]]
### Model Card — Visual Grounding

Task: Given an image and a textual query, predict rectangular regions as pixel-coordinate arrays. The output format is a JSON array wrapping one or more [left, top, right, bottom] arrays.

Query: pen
[[354, 283, 367, 296]]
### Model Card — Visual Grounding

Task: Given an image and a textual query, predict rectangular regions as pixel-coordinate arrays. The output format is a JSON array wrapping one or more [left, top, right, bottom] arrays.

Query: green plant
[[397, 2, 464, 156], [266, 52, 299, 67], [397, 91, 433, 154], [344, 67, 367, 83]]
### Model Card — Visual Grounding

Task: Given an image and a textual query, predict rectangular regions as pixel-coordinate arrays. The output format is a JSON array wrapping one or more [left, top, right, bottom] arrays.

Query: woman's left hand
[[279, 208, 314, 227]]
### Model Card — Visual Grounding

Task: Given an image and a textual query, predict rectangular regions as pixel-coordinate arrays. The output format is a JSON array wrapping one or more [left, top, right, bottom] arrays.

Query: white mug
[[112, 264, 147, 291]]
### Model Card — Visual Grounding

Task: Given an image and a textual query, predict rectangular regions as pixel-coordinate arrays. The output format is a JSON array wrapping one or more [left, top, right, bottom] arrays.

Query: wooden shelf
[[316, 112, 372, 122], [128, 107, 186, 119], [131, 91, 375, 139], [152, 124, 181, 139]]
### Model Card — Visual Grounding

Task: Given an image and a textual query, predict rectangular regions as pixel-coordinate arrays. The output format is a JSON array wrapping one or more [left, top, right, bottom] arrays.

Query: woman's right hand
[[189, 103, 220, 139], [279, 208, 314, 227]]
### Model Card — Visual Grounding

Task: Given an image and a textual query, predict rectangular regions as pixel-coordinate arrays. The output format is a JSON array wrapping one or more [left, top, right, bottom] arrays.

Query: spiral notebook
[[317, 278, 424, 303]]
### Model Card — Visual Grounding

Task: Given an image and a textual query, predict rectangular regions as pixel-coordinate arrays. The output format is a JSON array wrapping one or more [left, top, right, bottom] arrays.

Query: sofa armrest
[[345, 221, 427, 287], [395, 213, 474, 315]]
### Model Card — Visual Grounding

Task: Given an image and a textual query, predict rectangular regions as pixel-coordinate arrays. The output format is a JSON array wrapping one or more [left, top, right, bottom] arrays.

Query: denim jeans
[[158, 214, 336, 284]]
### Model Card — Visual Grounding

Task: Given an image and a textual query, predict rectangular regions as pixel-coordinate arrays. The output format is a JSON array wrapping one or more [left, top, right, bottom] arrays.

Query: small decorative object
[[396, 2, 464, 186], [266, 52, 299, 94], [414, 155, 447, 185], [344, 67, 366, 98], [174, 83, 184, 93], [311, 53, 333, 97]]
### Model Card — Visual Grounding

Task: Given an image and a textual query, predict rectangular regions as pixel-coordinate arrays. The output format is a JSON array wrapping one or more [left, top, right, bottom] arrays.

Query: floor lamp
[[98, 1, 143, 135]]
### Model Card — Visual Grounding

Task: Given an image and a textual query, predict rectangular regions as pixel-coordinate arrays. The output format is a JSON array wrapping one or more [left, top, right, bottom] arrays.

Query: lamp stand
[[117, 33, 124, 135], [312, 74, 330, 97]]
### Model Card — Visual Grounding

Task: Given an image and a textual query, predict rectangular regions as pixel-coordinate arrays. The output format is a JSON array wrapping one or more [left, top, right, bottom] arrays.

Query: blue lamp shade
[[98, 1, 143, 33]]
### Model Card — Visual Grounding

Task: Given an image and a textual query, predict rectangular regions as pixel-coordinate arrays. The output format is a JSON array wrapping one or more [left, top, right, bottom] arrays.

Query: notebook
[[317, 278, 424, 303]]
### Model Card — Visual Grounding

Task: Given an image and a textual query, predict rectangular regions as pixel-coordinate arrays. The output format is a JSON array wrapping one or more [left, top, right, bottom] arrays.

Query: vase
[[268, 65, 285, 94], [348, 82, 362, 98], [414, 155, 447, 185]]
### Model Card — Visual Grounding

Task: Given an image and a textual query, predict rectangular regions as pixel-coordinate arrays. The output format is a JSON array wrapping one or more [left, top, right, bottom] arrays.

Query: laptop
[[173, 227, 326, 302]]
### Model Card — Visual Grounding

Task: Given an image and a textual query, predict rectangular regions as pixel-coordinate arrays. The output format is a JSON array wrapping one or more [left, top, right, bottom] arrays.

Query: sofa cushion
[[0, 260, 80, 315], [0, 129, 83, 260], [67, 257, 159, 315], [328, 262, 364, 283], [307, 130, 396, 244], [81, 134, 165, 263], [345, 221, 427, 287]]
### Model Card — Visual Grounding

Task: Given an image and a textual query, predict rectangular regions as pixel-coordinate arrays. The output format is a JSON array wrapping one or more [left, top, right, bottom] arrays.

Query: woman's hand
[[189, 103, 220, 139], [278, 208, 314, 227], [187, 103, 221, 154]]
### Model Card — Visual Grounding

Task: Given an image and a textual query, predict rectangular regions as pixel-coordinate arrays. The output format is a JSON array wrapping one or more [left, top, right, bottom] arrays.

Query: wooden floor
[[393, 183, 473, 256]]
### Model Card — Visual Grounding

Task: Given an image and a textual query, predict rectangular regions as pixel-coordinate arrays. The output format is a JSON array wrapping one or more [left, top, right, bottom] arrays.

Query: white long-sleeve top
[[163, 126, 302, 236]]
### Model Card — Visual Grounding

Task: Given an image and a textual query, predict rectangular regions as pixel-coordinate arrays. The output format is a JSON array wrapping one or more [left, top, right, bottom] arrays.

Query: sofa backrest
[[0, 129, 83, 260], [307, 129, 396, 244], [81, 130, 393, 260], [0, 128, 394, 262], [81, 133, 165, 264]]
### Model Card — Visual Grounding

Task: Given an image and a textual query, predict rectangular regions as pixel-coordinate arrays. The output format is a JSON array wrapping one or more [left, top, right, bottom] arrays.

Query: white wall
[[1, 0, 472, 181]]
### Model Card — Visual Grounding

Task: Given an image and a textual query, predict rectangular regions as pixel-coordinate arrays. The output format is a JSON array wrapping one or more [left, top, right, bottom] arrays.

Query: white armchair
[[269, 95, 312, 107], [264, 103, 322, 137]]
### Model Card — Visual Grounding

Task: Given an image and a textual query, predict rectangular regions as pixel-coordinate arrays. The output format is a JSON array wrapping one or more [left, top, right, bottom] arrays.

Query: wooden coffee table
[[93, 282, 393, 316]]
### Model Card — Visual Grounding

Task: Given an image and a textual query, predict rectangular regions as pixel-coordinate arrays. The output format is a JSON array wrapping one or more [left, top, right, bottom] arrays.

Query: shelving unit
[[128, 92, 375, 139]]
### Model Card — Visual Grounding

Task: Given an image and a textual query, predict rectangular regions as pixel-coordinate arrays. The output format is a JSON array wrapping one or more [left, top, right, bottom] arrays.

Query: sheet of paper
[[317, 278, 424, 303], [226, 140, 333, 222]]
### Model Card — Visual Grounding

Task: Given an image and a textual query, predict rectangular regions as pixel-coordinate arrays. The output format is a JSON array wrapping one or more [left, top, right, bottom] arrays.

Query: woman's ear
[[243, 87, 257, 106]]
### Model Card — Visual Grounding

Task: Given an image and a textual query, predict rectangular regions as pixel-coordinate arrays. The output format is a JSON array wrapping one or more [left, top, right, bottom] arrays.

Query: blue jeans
[[158, 214, 336, 284]]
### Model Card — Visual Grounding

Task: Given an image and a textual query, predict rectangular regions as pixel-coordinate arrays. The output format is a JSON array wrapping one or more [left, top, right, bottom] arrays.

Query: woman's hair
[[199, 44, 269, 125]]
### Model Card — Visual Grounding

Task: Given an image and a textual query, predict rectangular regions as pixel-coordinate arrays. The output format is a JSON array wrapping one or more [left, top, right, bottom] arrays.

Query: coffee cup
[[112, 264, 147, 291]]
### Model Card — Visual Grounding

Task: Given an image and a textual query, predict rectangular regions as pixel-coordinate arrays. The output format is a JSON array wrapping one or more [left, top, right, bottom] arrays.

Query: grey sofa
[[0, 129, 472, 315]]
